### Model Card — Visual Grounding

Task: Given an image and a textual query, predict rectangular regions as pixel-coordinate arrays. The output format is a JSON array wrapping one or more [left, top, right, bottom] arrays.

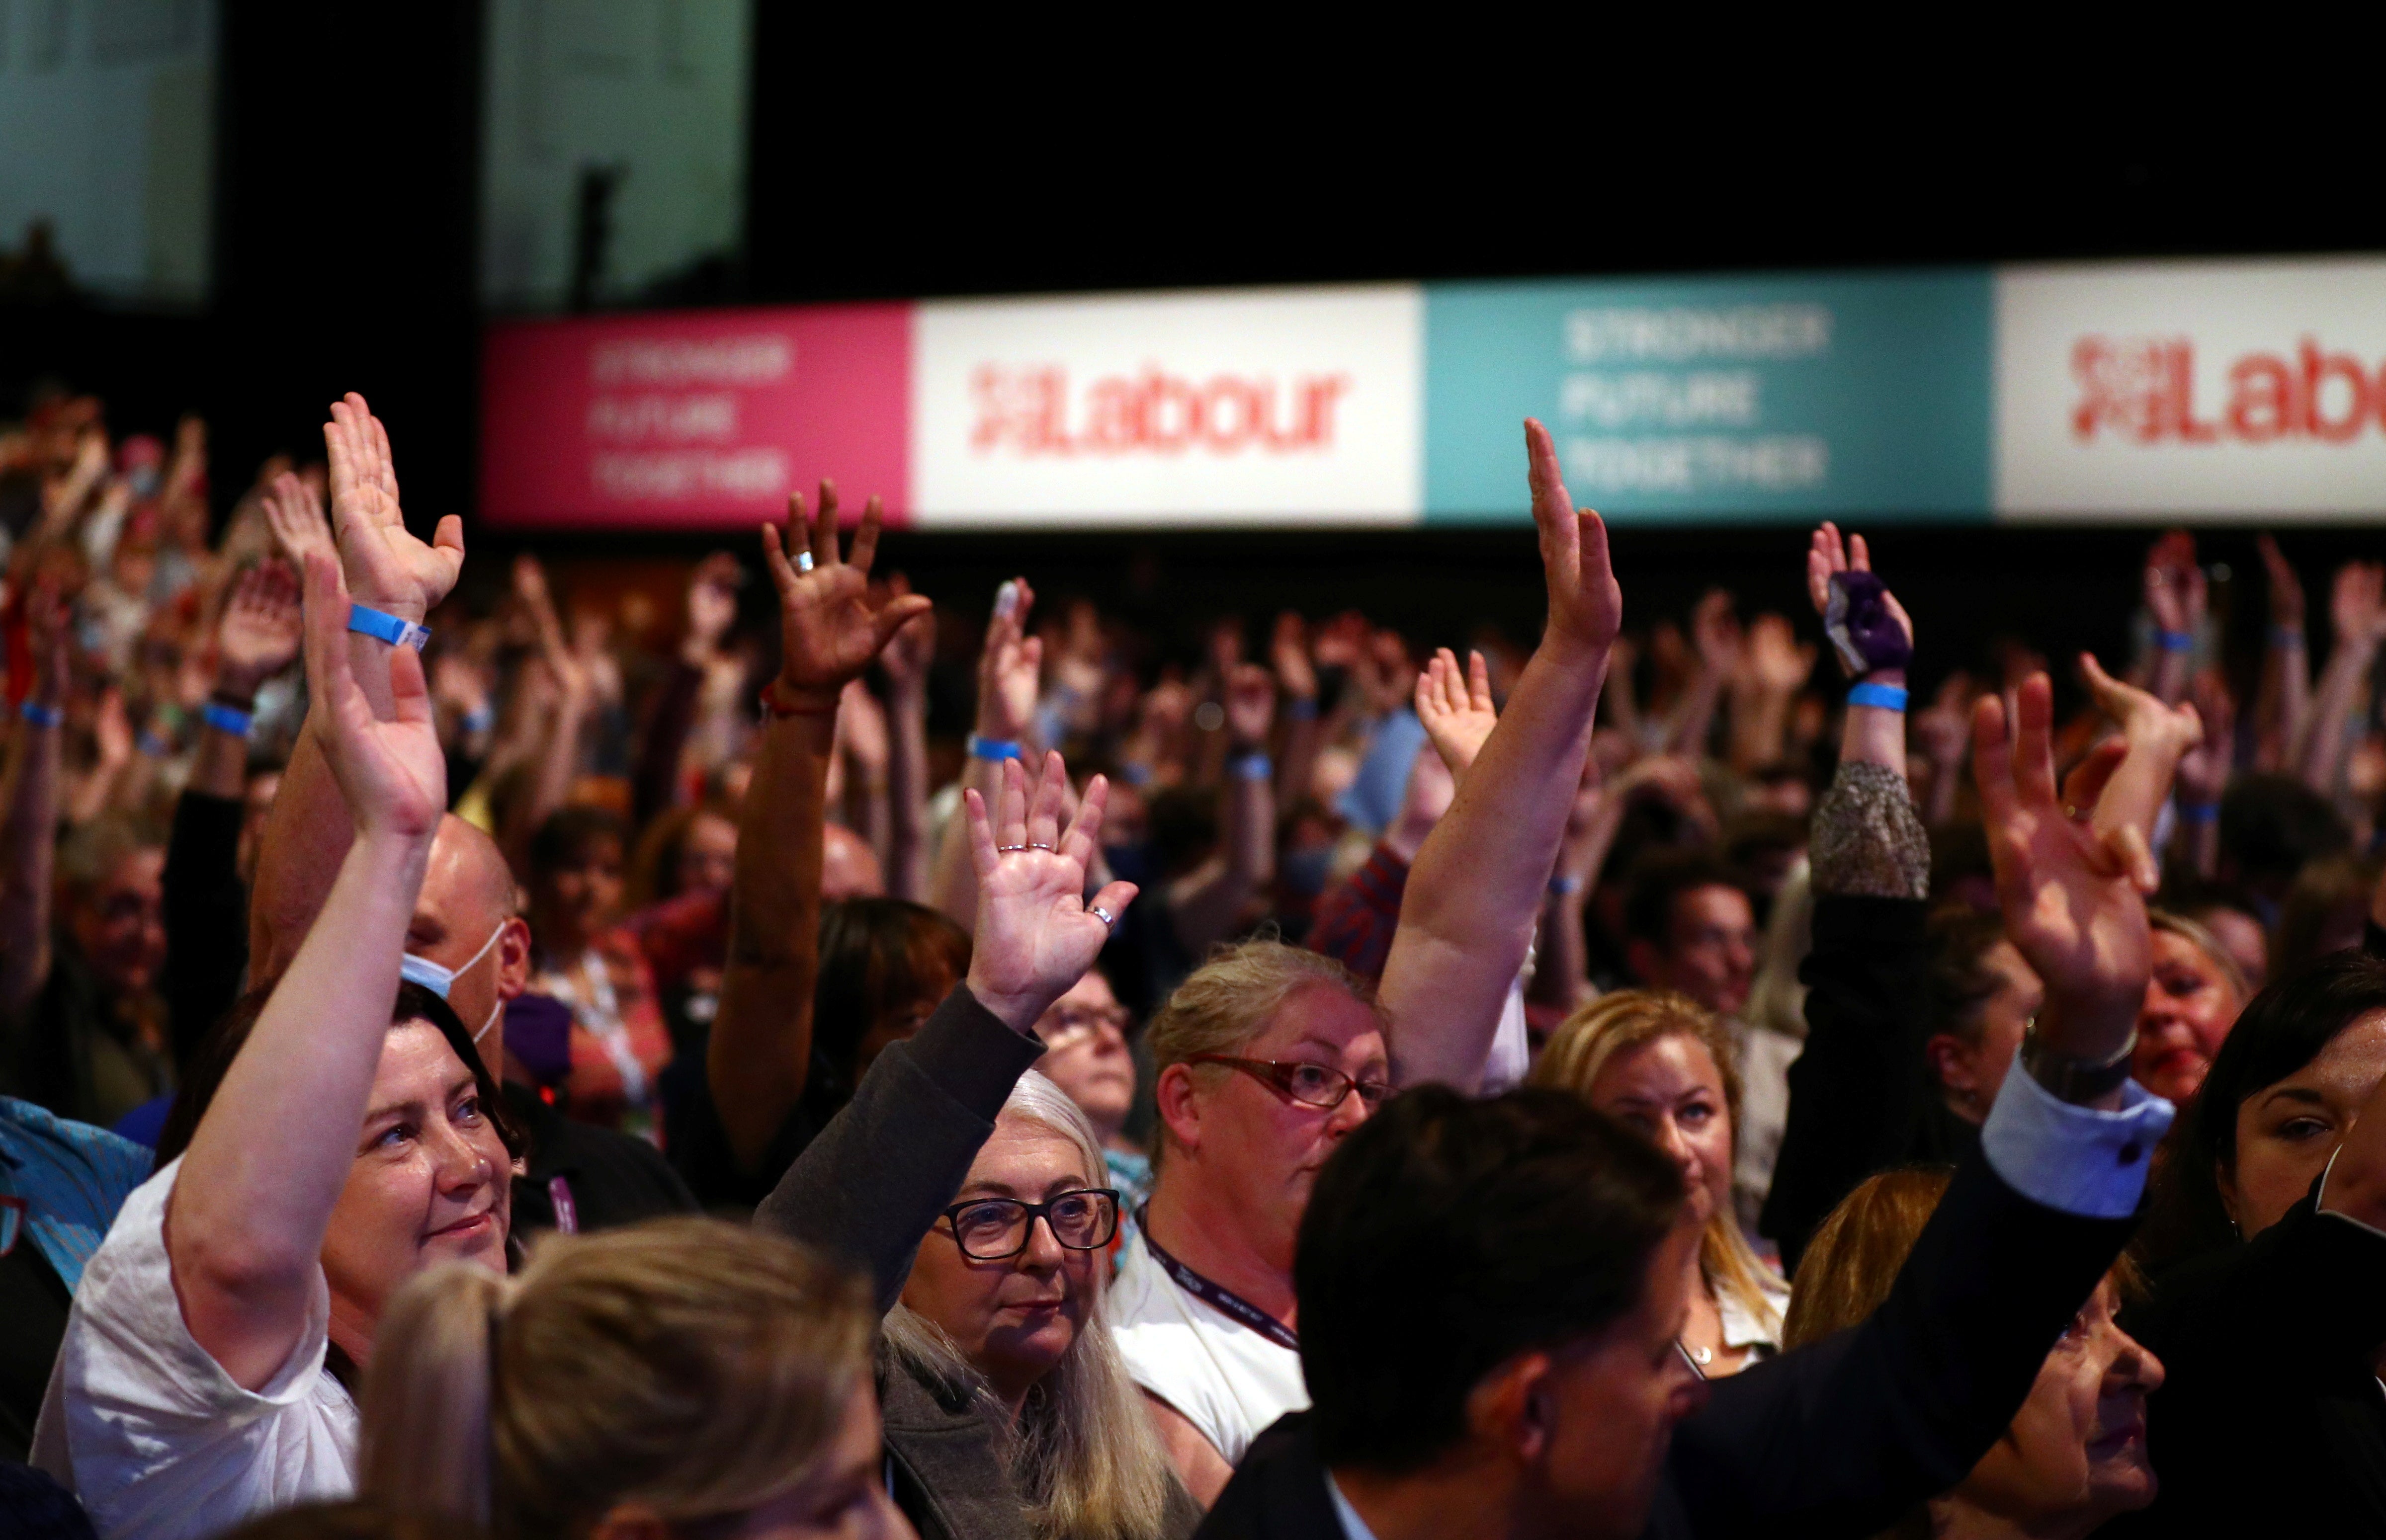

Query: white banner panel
[[1997, 259, 2386, 519], [911, 285, 1422, 525]]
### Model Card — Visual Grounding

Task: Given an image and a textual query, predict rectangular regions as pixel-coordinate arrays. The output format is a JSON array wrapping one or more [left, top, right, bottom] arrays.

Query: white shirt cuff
[[1979, 1050, 2175, 1219]]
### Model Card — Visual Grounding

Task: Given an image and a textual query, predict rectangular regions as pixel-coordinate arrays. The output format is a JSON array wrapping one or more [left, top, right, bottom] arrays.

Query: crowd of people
[[3, 383, 2386, 1539]]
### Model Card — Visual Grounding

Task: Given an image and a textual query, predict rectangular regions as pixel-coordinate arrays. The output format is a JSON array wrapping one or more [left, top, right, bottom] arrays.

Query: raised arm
[[1756, 525, 1929, 1265], [168, 551, 444, 1391], [497, 555, 592, 871], [709, 486, 931, 1172], [169, 560, 303, 1065], [1379, 419, 1619, 1089], [1271, 612, 1323, 807], [879, 580, 936, 903], [247, 395, 464, 982], [929, 578, 1041, 928], [2142, 531, 2205, 708], [2297, 561, 2386, 797], [0, 585, 67, 1022], [2250, 534, 2309, 773], [756, 749, 1135, 1310]]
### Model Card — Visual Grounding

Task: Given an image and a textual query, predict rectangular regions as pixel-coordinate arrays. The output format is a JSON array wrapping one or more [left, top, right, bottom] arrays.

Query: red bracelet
[[758, 680, 840, 719]]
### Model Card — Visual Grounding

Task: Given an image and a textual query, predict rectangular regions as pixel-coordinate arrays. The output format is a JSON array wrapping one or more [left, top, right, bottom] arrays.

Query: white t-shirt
[[31, 1156, 358, 1540], [1108, 1229, 1307, 1466]]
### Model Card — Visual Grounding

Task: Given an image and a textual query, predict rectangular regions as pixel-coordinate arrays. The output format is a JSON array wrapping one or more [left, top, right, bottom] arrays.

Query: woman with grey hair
[[758, 750, 1197, 1540]]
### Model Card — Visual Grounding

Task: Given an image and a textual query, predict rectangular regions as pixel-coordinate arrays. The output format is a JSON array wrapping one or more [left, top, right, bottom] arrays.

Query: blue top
[[0, 1096, 152, 1292]]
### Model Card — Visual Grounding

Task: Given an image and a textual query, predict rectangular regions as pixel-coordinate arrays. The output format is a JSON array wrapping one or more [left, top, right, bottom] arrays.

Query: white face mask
[[401, 920, 509, 1048]]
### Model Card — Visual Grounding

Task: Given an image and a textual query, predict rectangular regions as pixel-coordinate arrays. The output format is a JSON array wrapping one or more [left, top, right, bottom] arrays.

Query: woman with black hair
[[32, 553, 520, 1540], [2113, 950, 2386, 1536]]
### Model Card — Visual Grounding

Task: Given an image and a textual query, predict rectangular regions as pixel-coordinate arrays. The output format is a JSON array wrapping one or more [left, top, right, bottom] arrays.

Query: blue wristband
[[2270, 625, 2305, 648], [1287, 696, 1319, 722], [1231, 751, 1274, 783], [2155, 628, 2194, 654], [1847, 682, 1908, 712], [18, 701, 63, 729], [203, 702, 254, 737], [1548, 874, 1584, 897], [966, 733, 1023, 762], [461, 704, 495, 734], [2178, 800, 2221, 824], [347, 603, 430, 652]]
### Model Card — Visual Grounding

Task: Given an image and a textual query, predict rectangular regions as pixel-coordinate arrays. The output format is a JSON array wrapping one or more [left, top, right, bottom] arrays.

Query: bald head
[[822, 821, 885, 901], [425, 814, 520, 928]]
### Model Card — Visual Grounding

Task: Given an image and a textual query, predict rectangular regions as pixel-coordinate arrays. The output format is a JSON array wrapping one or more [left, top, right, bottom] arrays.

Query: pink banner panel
[[478, 304, 912, 530]]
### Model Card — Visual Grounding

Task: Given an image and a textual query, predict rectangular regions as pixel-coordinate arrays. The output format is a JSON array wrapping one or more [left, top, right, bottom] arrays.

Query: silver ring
[[1089, 905, 1115, 929], [997, 843, 1028, 853], [795, 550, 816, 574], [1027, 841, 1055, 851]]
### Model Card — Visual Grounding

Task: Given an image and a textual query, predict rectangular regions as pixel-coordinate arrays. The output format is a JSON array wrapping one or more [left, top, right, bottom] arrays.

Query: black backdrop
[[4, 14, 2384, 694]]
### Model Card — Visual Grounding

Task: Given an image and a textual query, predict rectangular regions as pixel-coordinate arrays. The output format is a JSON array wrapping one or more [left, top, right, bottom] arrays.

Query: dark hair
[[526, 805, 629, 879], [159, 983, 524, 1168], [1296, 1085, 1686, 1472], [1923, 905, 2010, 1047], [2135, 950, 2386, 1274], [212, 1502, 476, 1540], [813, 898, 971, 1077], [1622, 851, 1748, 950], [2272, 854, 2378, 984], [2218, 774, 2351, 894], [625, 798, 739, 907]]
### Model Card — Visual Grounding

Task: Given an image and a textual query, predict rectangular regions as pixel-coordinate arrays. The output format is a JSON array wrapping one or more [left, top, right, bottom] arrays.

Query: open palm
[[217, 561, 303, 688], [962, 751, 1137, 1031], [763, 482, 931, 710], [1972, 674, 2149, 1041], [325, 393, 464, 619], [1524, 418, 1621, 657]]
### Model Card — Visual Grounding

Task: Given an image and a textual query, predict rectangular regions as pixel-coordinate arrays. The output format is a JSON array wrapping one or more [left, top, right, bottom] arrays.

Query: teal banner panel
[[1425, 271, 1994, 523]]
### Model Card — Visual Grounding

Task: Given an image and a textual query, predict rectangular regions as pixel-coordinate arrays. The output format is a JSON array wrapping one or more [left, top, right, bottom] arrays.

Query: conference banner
[[477, 256, 2386, 529]]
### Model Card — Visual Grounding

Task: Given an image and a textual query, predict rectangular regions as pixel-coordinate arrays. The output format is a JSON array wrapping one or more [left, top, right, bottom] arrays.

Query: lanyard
[[1136, 1205, 1299, 1353], [547, 1175, 579, 1235]]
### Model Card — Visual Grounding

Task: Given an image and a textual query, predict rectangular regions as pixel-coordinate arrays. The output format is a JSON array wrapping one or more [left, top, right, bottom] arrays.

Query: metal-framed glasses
[[1186, 1054, 1392, 1114], [939, 1188, 1121, 1261]]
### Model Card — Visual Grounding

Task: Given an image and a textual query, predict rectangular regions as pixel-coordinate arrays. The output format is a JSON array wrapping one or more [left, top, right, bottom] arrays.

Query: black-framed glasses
[[938, 1188, 1121, 1261], [1186, 1054, 1391, 1114], [1039, 1003, 1132, 1048], [0, 1196, 26, 1259]]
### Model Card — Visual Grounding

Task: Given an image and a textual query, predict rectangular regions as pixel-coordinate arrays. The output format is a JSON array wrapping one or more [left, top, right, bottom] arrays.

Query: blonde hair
[[883, 1071, 1181, 1540], [1780, 1167, 1954, 1349], [1529, 989, 1786, 1343], [2149, 906, 2250, 1005], [361, 1217, 873, 1539]]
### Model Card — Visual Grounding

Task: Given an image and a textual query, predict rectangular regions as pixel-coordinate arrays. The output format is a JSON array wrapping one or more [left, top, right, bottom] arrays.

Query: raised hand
[[215, 560, 304, 695], [973, 575, 1042, 741], [1271, 611, 1319, 703], [2074, 652, 2203, 866], [1744, 614, 1816, 693], [1223, 662, 1276, 747], [1690, 589, 1742, 678], [2330, 561, 2386, 651], [1806, 521, 1913, 679], [259, 471, 337, 569], [762, 482, 933, 714], [2256, 534, 2305, 630], [961, 750, 1136, 1032], [2142, 530, 2207, 637], [1416, 647, 1498, 776], [1525, 418, 1622, 657], [838, 678, 891, 778], [299, 551, 444, 841], [324, 393, 463, 621], [877, 574, 937, 692], [1971, 674, 2151, 1054]]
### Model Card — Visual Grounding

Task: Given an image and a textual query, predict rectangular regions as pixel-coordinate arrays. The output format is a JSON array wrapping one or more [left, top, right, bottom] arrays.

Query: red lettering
[[2071, 336, 2171, 442], [2226, 353, 2297, 441], [2167, 342, 2218, 442], [2300, 337, 2371, 442], [968, 365, 1350, 457]]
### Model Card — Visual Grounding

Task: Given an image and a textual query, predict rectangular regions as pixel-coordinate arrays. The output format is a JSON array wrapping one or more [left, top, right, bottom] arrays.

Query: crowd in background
[[5, 383, 2386, 1540]]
